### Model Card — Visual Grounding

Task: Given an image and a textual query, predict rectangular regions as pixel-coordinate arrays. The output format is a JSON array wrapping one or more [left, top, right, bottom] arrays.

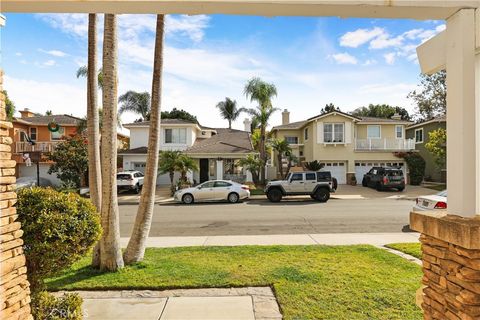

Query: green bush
[[32, 291, 83, 320], [395, 152, 426, 185], [16, 187, 101, 290]]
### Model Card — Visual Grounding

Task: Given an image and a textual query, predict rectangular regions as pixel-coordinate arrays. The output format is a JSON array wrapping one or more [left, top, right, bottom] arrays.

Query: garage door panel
[[320, 162, 346, 184]]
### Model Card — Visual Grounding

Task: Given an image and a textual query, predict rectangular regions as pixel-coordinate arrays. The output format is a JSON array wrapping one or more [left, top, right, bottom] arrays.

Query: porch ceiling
[[3, 0, 480, 19]]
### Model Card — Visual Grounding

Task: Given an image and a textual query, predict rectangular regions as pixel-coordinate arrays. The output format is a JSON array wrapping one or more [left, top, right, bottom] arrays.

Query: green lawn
[[385, 243, 422, 259], [249, 189, 265, 195], [425, 184, 446, 192], [46, 245, 422, 320]]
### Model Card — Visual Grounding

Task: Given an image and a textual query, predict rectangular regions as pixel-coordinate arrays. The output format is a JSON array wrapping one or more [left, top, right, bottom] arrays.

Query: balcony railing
[[15, 141, 61, 153], [355, 138, 415, 151]]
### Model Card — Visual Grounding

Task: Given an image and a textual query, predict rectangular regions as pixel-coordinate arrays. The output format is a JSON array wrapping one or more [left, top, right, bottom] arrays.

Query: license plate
[[423, 201, 429, 207]]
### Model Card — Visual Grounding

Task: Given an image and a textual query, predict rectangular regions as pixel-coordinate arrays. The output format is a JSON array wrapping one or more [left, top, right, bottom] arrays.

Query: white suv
[[117, 171, 145, 194]]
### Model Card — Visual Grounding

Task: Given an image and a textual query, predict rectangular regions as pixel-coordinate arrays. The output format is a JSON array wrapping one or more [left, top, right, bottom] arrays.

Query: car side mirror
[[197, 186, 202, 190]]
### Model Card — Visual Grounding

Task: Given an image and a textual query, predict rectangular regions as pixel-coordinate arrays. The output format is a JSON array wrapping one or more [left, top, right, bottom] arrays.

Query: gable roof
[[307, 110, 361, 122], [123, 119, 198, 127], [357, 116, 412, 125], [13, 114, 82, 126], [185, 128, 254, 155], [406, 115, 446, 130], [271, 120, 308, 131]]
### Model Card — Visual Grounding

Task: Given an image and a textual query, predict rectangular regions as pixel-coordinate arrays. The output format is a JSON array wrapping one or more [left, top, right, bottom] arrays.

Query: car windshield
[[385, 170, 403, 176], [117, 174, 131, 180], [437, 190, 447, 197]]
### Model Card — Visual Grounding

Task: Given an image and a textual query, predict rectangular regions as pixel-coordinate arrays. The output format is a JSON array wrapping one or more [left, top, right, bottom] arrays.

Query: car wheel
[[362, 178, 367, 187], [376, 183, 383, 192], [397, 187, 405, 192], [310, 195, 316, 199], [267, 189, 283, 202], [228, 192, 239, 203], [315, 188, 330, 202], [182, 193, 194, 204], [133, 184, 140, 194]]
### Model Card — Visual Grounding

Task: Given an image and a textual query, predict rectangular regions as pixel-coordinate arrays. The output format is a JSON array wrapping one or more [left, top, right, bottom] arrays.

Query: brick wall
[[0, 70, 33, 319]]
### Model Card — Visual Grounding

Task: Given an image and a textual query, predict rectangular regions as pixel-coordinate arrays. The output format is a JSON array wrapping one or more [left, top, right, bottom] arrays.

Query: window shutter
[[317, 122, 323, 144], [345, 122, 352, 144]]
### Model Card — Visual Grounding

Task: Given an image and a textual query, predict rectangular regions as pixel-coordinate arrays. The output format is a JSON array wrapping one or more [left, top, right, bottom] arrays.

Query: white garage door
[[355, 161, 406, 183], [320, 162, 346, 184]]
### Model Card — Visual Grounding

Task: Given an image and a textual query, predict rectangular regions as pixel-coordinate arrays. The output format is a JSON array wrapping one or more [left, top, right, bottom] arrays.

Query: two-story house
[[406, 116, 446, 182], [271, 109, 415, 184], [119, 119, 255, 185]]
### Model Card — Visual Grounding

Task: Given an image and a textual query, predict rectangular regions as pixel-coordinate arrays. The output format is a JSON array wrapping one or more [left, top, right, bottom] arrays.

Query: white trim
[[323, 122, 345, 144], [414, 128, 424, 144], [395, 125, 404, 139], [29, 127, 38, 141]]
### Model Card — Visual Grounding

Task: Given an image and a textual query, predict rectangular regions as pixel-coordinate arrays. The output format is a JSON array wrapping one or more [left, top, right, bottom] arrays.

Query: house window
[[304, 128, 309, 140], [29, 128, 37, 141], [51, 127, 65, 140], [19, 131, 27, 142], [367, 125, 381, 139], [395, 125, 403, 139], [415, 128, 424, 143], [165, 128, 187, 144], [324, 123, 344, 143], [285, 136, 298, 144]]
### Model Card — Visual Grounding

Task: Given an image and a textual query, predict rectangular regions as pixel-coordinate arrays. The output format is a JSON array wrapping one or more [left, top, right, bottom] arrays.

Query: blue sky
[[1, 14, 445, 129]]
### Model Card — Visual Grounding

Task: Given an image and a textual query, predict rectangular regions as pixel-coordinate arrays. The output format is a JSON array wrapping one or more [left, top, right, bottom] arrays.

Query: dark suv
[[362, 167, 405, 191]]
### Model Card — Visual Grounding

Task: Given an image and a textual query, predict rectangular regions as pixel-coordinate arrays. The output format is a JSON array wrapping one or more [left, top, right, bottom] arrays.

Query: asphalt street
[[118, 198, 415, 236]]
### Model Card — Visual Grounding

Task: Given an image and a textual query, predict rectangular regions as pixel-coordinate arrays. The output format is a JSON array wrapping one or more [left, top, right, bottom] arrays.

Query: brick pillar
[[0, 71, 33, 319], [411, 211, 480, 320]]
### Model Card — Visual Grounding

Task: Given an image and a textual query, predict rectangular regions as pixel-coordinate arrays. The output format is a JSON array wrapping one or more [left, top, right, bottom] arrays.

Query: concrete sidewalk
[[119, 232, 420, 248]]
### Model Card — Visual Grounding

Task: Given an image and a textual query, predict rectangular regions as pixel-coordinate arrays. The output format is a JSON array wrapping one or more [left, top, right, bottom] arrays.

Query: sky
[[1, 13, 445, 131]]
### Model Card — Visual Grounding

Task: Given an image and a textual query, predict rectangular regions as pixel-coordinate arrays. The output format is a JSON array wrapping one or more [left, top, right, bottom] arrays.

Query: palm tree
[[76, 65, 104, 89], [244, 77, 278, 184], [158, 150, 182, 194], [118, 91, 151, 121], [238, 154, 262, 185], [124, 15, 165, 264], [176, 154, 199, 183], [216, 97, 244, 129], [270, 139, 292, 179], [85, 13, 103, 268], [99, 13, 124, 271]]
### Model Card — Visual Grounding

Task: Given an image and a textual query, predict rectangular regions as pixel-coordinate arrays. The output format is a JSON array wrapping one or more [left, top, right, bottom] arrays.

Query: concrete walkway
[[119, 232, 420, 248]]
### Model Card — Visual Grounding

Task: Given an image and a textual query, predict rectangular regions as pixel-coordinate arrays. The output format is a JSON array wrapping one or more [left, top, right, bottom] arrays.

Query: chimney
[[282, 109, 290, 125], [19, 108, 35, 118], [243, 118, 252, 133], [391, 113, 402, 121]]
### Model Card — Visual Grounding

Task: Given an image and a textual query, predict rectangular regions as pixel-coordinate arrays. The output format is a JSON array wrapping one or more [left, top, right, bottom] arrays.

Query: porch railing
[[15, 141, 60, 153], [354, 138, 415, 151]]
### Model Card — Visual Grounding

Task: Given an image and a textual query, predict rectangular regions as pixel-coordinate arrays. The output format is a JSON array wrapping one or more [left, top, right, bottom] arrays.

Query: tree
[[407, 70, 446, 120], [99, 13, 124, 271], [216, 97, 244, 129], [2, 90, 15, 120], [425, 128, 446, 170], [285, 153, 298, 177], [118, 90, 151, 122], [270, 139, 292, 179], [47, 135, 88, 188], [351, 104, 411, 120], [45, 110, 53, 116], [321, 103, 339, 114], [124, 15, 165, 264], [161, 107, 198, 123], [76, 65, 104, 89], [176, 154, 199, 183], [244, 77, 278, 184], [239, 154, 262, 185], [304, 160, 324, 171], [158, 150, 182, 194]]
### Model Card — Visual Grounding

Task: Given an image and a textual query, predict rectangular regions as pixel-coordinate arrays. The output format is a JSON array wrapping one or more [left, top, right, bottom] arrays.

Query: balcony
[[15, 141, 61, 153], [354, 138, 415, 151]]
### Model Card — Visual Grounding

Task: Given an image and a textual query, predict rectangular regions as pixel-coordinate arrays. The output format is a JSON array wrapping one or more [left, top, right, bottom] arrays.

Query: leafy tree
[[239, 154, 262, 185], [158, 150, 182, 194], [425, 128, 446, 170], [304, 160, 324, 171], [270, 139, 292, 179], [216, 97, 245, 129], [351, 104, 411, 120], [76, 65, 104, 89], [321, 103, 340, 114], [407, 70, 446, 120], [161, 107, 198, 123], [2, 90, 15, 120], [395, 152, 426, 185], [118, 90, 151, 121], [47, 135, 88, 188], [244, 77, 278, 184]]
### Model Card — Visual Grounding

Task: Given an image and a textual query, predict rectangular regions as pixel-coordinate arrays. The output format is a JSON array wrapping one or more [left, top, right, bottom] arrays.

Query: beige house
[[271, 110, 414, 184]]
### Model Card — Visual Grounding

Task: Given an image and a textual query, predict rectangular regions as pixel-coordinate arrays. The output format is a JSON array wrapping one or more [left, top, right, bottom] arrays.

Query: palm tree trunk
[[124, 15, 165, 264], [277, 153, 283, 179], [260, 125, 266, 184], [228, 119, 232, 129], [87, 13, 103, 268], [99, 13, 124, 271]]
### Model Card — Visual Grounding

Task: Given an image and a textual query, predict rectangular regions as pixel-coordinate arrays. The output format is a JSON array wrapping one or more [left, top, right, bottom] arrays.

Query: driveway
[[333, 184, 437, 199]]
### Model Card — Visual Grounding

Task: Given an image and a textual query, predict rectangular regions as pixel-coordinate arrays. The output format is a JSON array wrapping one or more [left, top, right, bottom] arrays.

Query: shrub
[[395, 152, 426, 185], [304, 160, 324, 171], [16, 187, 101, 291], [32, 291, 83, 320]]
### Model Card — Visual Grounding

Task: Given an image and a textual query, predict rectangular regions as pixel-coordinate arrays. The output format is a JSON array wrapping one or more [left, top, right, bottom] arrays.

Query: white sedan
[[413, 190, 447, 212], [174, 180, 250, 204]]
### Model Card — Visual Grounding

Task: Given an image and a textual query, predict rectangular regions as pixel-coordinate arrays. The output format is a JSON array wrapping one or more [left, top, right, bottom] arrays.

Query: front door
[[200, 159, 209, 183]]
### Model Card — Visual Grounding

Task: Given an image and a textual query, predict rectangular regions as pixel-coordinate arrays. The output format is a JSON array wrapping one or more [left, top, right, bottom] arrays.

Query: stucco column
[[246, 170, 253, 183], [445, 9, 478, 217], [216, 160, 223, 180]]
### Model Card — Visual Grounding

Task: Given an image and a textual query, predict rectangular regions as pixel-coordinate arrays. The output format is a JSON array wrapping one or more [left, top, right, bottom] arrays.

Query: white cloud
[[339, 27, 384, 48], [363, 59, 377, 66], [384, 52, 396, 65], [166, 15, 210, 42], [15, 52, 22, 56], [34, 60, 57, 67], [331, 53, 358, 65], [36, 14, 88, 38], [38, 49, 68, 57], [369, 33, 404, 49]]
